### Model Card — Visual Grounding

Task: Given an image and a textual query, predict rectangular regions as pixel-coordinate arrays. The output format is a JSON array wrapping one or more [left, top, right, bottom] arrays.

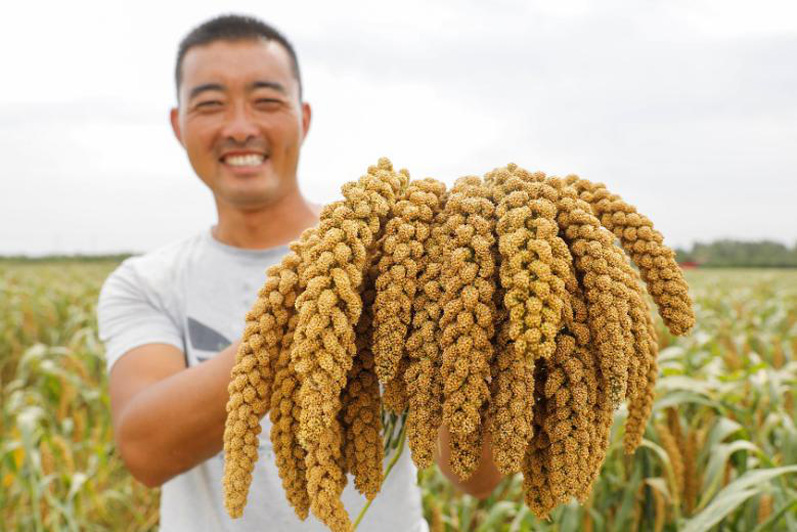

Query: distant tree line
[[675, 240, 797, 267], [0, 253, 134, 263]]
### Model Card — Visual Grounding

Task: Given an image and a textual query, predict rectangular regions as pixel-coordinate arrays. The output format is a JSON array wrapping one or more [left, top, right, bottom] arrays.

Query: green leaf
[[508, 505, 529, 532], [683, 466, 797, 532], [654, 390, 723, 411], [657, 375, 715, 396], [611, 466, 642, 532], [66, 472, 88, 501], [476, 501, 516, 532], [644, 477, 672, 504], [709, 417, 744, 445], [751, 498, 797, 532], [699, 440, 762, 509], [639, 440, 680, 510]]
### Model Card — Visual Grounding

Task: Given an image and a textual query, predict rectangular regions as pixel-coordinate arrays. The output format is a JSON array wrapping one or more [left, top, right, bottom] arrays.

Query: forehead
[[180, 38, 297, 97]]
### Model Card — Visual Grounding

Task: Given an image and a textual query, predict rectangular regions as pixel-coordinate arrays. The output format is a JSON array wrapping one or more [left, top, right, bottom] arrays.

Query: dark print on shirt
[[187, 317, 231, 362]]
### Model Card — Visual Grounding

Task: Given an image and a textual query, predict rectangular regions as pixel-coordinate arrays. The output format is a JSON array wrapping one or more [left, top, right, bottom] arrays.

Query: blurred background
[[2, 1, 797, 531], [1, 0, 795, 257]]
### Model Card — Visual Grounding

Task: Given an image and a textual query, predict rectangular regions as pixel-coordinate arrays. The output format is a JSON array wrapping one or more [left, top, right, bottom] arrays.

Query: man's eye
[[256, 99, 282, 107], [196, 101, 222, 109]]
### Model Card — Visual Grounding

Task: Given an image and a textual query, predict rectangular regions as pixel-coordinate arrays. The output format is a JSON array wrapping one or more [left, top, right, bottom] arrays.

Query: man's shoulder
[[129, 231, 205, 267], [104, 231, 206, 293]]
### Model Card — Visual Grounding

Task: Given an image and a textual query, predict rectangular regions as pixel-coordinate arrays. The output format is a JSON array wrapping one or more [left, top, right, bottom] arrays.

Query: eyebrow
[[188, 80, 287, 101], [250, 80, 287, 94], [188, 83, 225, 101]]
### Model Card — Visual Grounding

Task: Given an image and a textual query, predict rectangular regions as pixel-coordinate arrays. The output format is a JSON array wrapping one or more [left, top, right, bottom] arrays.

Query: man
[[98, 14, 501, 531]]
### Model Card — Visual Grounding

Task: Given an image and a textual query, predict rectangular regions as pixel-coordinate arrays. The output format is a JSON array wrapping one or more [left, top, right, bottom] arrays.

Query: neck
[[211, 189, 320, 250]]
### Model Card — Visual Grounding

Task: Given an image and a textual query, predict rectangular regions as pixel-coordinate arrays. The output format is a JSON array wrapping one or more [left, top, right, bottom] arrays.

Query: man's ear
[[170, 107, 184, 146], [300, 102, 312, 144]]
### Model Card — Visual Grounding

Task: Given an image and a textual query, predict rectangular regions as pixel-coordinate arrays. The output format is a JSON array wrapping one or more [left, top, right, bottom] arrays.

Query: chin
[[225, 183, 286, 206]]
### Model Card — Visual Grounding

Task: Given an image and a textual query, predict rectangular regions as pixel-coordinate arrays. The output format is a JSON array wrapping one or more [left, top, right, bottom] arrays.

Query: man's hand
[[109, 339, 244, 487], [434, 424, 504, 499]]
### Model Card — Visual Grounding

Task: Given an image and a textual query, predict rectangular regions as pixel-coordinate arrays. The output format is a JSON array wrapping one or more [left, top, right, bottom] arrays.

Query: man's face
[[170, 38, 310, 208]]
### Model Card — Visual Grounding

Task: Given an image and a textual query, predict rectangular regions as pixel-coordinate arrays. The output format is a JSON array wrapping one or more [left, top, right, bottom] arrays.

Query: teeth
[[225, 154, 264, 167]]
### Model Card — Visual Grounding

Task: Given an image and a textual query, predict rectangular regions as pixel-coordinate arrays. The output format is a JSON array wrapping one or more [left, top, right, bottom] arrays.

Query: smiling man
[[172, 32, 310, 234], [97, 14, 500, 532]]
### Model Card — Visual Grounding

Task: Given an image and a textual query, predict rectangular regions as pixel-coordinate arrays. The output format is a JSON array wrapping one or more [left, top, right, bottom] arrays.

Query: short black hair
[[175, 14, 302, 102]]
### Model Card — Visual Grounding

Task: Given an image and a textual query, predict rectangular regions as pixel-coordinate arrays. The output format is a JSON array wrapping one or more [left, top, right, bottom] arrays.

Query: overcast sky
[[2, 0, 796, 255]]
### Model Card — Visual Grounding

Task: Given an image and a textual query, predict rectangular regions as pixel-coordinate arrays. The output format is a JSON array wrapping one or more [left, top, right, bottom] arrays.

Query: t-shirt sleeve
[[97, 260, 184, 374]]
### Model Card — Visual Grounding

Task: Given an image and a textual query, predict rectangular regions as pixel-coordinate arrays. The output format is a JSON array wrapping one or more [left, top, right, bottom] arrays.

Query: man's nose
[[221, 103, 259, 143]]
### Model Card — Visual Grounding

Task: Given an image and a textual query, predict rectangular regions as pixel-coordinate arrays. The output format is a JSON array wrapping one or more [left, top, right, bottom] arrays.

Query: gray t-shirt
[[97, 227, 428, 532]]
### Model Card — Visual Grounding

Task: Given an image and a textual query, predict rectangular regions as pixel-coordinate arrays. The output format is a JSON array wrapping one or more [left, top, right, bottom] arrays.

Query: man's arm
[[435, 424, 504, 499], [109, 339, 243, 488]]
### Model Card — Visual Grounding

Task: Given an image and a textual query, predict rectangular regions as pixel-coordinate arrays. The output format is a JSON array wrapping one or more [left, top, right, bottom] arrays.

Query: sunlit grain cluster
[[222, 158, 694, 530]]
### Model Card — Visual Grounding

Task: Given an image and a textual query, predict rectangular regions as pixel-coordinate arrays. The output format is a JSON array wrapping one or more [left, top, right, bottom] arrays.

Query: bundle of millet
[[485, 164, 568, 475], [267, 227, 322, 520], [549, 176, 635, 407], [270, 312, 310, 518], [396, 181, 449, 469], [292, 159, 407, 531], [619, 261, 661, 453], [339, 257, 384, 501], [381, 358, 410, 414], [522, 287, 608, 518], [291, 159, 407, 445], [372, 179, 445, 383], [221, 158, 695, 530], [438, 175, 498, 479], [223, 229, 311, 518], [520, 241, 591, 514], [523, 332, 586, 518], [566, 176, 695, 335]]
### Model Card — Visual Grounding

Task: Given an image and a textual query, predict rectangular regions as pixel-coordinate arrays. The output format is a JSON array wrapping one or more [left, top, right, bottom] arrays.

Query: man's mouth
[[220, 153, 268, 167]]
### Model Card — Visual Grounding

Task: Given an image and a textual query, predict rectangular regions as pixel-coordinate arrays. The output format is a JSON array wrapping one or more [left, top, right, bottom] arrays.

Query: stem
[[354, 418, 408, 529]]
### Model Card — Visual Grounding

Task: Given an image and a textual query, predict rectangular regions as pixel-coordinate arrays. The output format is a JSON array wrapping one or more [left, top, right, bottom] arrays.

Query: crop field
[[1, 262, 796, 531]]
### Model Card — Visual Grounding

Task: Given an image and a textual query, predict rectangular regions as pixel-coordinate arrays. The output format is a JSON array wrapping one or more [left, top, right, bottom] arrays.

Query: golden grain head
[[222, 159, 693, 529]]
